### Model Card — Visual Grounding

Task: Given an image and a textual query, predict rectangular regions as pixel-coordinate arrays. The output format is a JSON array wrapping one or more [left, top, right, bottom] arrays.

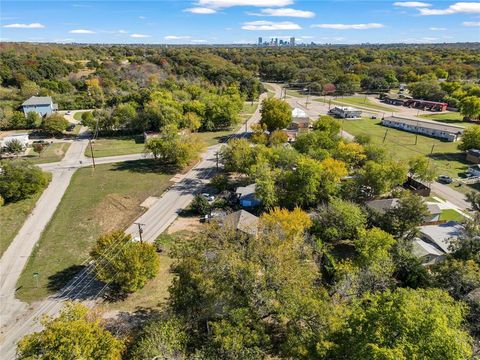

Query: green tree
[[433, 259, 480, 299], [220, 138, 255, 173], [354, 227, 395, 266], [408, 155, 436, 182], [312, 115, 341, 138], [260, 97, 292, 132], [26, 111, 41, 129], [189, 194, 211, 216], [112, 103, 136, 129], [32, 143, 45, 157], [90, 231, 160, 294], [458, 125, 480, 151], [356, 160, 408, 198], [8, 111, 27, 129], [312, 198, 367, 243], [20, 80, 40, 98], [17, 302, 124, 360], [329, 288, 473, 360], [0, 160, 48, 203], [253, 162, 278, 210], [81, 111, 95, 128], [459, 96, 480, 120], [42, 113, 69, 135]]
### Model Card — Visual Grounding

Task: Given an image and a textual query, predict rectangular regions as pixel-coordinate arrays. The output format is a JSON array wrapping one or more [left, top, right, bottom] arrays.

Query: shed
[[236, 184, 261, 208]]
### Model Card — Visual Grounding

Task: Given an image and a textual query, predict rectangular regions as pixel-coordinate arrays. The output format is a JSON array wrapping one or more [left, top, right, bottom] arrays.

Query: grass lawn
[[341, 118, 467, 179], [23, 142, 71, 164], [73, 112, 84, 121], [241, 101, 258, 115], [316, 96, 398, 113], [85, 137, 145, 158], [16, 160, 173, 303], [440, 209, 466, 222], [0, 191, 43, 257], [420, 112, 469, 126]]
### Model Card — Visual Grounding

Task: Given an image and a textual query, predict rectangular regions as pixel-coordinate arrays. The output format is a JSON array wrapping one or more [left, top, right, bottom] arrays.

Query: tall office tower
[[258, 37, 262, 46], [274, 37, 278, 46], [290, 37, 295, 46]]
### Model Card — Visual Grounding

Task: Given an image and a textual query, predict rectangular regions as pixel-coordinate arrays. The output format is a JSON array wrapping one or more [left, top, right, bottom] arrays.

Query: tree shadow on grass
[[427, 152, 469, 177], [47, 264, 85, 293], [110, 159, 180, 175]]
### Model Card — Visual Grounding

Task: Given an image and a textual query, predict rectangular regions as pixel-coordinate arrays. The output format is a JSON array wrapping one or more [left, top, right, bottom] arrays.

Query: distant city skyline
[[1, 1, 479, 44]]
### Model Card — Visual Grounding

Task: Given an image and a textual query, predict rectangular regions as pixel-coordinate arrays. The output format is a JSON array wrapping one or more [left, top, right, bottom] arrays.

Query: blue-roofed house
[[236, 184, 261, 208], [22, 96, 57, 117]]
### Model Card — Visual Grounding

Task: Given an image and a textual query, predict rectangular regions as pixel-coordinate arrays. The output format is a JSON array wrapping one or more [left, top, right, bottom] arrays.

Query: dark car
[[437, 175, 453, 184]]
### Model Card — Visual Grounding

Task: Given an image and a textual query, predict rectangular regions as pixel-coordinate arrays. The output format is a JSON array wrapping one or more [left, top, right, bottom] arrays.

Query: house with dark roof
[[366, 198, 441, 223], [22, 96, 57, 117], [466, 149, 480, 164]]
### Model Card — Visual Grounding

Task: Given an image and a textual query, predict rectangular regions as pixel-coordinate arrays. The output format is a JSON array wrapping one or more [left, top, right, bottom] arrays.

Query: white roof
[[419, 221, 463, 253], [292, 108, 307, 118], [334, 106, 361, 112]]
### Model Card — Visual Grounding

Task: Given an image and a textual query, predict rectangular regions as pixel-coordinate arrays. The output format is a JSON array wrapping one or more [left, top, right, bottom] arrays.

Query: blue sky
[[1, 1, 479, 44]]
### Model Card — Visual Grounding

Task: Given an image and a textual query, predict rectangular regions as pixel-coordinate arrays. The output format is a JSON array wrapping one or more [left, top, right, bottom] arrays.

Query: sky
[[1, 0, 479, 44]]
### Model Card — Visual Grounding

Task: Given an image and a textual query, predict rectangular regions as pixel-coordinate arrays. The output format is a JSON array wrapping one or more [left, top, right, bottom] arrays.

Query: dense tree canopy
[[0, 160, 48, 203]]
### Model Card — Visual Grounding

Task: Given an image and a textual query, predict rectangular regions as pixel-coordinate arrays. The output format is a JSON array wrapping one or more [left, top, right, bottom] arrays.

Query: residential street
[[0, 94, 265, 358]]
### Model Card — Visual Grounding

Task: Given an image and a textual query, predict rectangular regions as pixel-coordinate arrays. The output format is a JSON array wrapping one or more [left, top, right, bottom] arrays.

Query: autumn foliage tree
[[260, 97, 292, 132]]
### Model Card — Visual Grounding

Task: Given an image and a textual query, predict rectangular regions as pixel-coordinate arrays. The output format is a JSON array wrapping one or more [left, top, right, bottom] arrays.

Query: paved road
[[0, 95, 265, 358]]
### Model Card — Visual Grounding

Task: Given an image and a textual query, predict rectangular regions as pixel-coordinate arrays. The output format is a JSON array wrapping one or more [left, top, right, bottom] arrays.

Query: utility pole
[[215, 151, 219, 170], [382, 129, 389, 143], [134, 222, 145, 243], [88, 139, 96, 169]]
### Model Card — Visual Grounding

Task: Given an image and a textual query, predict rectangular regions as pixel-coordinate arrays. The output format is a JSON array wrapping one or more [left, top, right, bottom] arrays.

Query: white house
[[328, 106, 362, 119], [22, 96, 58, 117], [291, 108, 310, 129], [381, 115, 464, 142]]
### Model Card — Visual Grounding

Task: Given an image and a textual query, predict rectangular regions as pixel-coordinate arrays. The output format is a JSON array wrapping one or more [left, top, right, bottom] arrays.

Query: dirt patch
[[53, 144, 66, 156], [167, 216, 203, 234], [93, 194, 141, 232]]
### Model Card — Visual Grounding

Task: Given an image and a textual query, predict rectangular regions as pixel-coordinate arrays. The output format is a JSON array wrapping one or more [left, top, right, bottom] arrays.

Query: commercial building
[[381, 95, 447, 112], [381, 115, 464, 142], [290, 37, 295, 46], [258, 37, 262, 46], [328, 106, 362, 119], [22, 96, 57, 117]]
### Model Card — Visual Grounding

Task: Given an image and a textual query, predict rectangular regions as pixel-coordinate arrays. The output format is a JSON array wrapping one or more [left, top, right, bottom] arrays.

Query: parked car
[[437, 175, 453, 184]]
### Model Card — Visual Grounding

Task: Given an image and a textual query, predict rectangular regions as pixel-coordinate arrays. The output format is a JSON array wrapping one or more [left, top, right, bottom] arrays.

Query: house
[[0, 133, 29, 149], [328, 106, 362, 119], [412, 238, 446, 265], [143, 131, 160, 142], [290, 108, 310, 129], [412, 221, 463, 265], [418, 221, 463, 254], [223, 210, 259, 236], [236, 184, 261, 208], [366, 198, 441, 223], [466, 149, 480, 164], [22, 96, 57, 117], [381, 115, 464, 142]]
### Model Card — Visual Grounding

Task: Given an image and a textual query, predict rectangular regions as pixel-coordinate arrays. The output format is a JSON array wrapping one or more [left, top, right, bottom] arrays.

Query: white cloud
[[130, 33, 151, 38], [69, 29, 95, 34], [242, 20, 301, 30], [164, 35, 192, 40], [419, 2, 480, 15], [184, 7, 217, 14], [393, 2, 431, 7], [139, 16, 146, 19], [311, 23, 384, 30], [249, 8, 315, 18], [429, 27, 446, 30], [2, 23, 45, 29], [300, 35, 314, 39], [197, 0, 293, 8], [421, 37, 438, 41], [191, 39, 208, 43], [463, 21, 480, 26]]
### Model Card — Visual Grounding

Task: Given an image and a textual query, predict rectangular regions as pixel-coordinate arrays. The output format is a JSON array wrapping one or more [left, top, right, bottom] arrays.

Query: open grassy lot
[[315, 96, 398, 113], [23, 142, 71, 164], [0, 191, 43, 257], [16, 160, 173, 303], [440, 209, 466, 222], [73, 112, 84, 121], [341, 118, 467, 179], [85, 137, 145, 158], [420, 112, 469, 126]]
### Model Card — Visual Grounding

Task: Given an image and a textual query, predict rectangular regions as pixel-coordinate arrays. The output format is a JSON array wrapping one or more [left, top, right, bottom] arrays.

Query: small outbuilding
[[236, 184, 261, 208], [466, 149, 480, 164], [22, 96, 57, 117]]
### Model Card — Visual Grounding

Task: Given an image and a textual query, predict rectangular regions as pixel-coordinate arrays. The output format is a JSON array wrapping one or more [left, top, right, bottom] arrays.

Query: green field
[[341, 118, 468, 179], [315, 96, 398, 113], [16, 160, 173, 303], [0, 191, 44, 257], [420, 112, 469, 126], [23, 142, 71, 164], [85, 137, 145, 158], [73, 112, 85, 121], [440, 209, 466, 222]]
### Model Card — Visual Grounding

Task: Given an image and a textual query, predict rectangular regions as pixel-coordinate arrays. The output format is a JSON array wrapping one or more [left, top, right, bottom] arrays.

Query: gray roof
[[367, 198, 441, 216], [412, 238, 444, 258], [383, 115, 464, 135], [236, 184, 256, 198], [419, 221, 463, 253], [224, 210, 259, 236], [22, 96, 53, 106]]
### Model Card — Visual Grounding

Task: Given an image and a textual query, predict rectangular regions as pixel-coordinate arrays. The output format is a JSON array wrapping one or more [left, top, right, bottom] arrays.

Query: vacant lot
[[16, 160, 173, 302], [85, 137, 145, 158], [0, 191, 44, 257], [421, 112, 470, 126], [315, 96, 398, 113], [341, 118, 467, 179], [23, 142, 71, 164]]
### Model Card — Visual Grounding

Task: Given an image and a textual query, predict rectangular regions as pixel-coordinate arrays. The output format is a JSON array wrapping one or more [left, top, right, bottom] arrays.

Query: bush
[[42, 113, 69, 135], [0, 160, 48, 203], [189, 194, 211, 215]]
